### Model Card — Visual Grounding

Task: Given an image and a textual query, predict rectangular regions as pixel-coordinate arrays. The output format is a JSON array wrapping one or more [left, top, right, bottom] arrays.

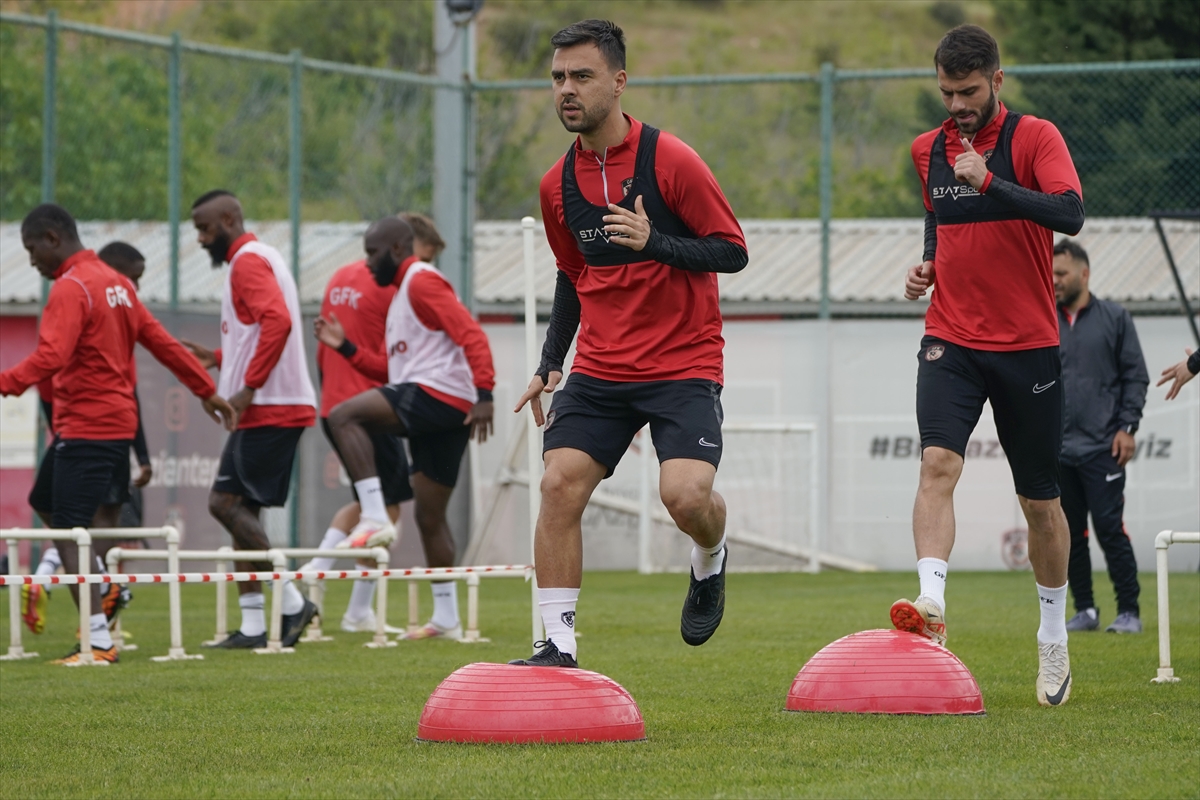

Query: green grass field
[[1, 570, 1197, 799]]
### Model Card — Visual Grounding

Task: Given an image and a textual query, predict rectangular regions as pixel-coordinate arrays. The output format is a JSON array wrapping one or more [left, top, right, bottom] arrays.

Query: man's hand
[[464, 401, 495, 443], [228, 387, 255, 420], [1111, 429, 1136, 467], [314, 313, 346, 350], [904, 261, 935, 300], [514, 371, 562, 427], [1157, 348, 1197, 401], [202, 393, 238, 431], [133, 463, 153, 488], [604, 195, 651, 251], [954, 138, 990, 190], [182, 340, 218, 370]]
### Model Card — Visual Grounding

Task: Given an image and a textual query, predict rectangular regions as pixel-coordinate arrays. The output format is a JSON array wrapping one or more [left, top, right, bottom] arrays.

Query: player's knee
[[327, 401, 355, 432], [660, 482, 711, 528], [919, 447, 962, 489], [539, 465, 588, 510], [207, 491, 236, 524], [414, 505, 445, 537]]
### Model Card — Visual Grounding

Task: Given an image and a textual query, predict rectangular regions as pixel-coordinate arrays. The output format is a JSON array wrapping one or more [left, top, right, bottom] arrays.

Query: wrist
[[476, 388, 494, 403], [979, 172, 994, 193], [336, 339, 357, 358]]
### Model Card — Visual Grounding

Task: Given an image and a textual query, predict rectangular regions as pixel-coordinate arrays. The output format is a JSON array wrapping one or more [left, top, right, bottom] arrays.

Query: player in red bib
[[897, 25, 1084, 707], [1, 204, 235, 664], [185, 190, 319, 650], [317, 215, 496, 640], [511, 20, 748, 668]]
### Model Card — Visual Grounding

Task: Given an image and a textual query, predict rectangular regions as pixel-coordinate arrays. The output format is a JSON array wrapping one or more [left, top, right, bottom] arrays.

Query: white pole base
[[150, 649, 204, 662], [1152, 668, 1181, 684], [253, 645, 295, 655], [301, 631, 334, 642], [0, 647, 39, 660], [364, 638, 398, 649], [201, 635, 229, 647]]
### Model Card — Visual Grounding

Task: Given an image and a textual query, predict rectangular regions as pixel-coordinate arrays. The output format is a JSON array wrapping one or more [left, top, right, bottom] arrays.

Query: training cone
[[418, 662, 646, 743], [786, 630, 984, 715]]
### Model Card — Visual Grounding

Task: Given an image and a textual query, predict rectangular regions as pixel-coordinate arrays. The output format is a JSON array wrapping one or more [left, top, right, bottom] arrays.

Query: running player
[[511, 20, 748, 667], [184, 190, 319, 649], [898, 25, 1084, 706], [0, 204, 235, 664], [23, 242, 154, 634], [318, 215, 496, 640], [304, 213, 453, 633]]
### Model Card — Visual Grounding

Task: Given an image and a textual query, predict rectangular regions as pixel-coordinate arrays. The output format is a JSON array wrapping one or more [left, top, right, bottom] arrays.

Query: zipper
[[592, 148, 612, 206]]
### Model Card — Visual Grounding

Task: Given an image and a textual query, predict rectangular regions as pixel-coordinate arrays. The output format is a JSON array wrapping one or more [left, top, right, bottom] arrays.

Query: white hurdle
[[3, 528, 93, 664], [1151, 530, 1200, 684]]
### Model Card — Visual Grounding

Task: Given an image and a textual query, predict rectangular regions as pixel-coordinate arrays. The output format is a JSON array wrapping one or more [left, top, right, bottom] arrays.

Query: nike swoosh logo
[[698, 438, 719, 448], [1032, 381, 1056, 394], [1105, 472, 1123, 482], [1045, 670, 1071, 705]]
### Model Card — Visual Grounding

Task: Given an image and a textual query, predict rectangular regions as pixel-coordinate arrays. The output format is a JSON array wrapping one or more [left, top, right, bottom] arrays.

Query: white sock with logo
[[538, 587, 579, 658], [916, 557, 949, 614], [239, 592, 266, 637], [354, 478, 388, 523], [281, 580, 306, 616], [89, 612, 113, 649], [309, 527, 348, 571], [1037, 583, 1069, 645], [346, 579, 376, 621], [37, 547, 61, 590], [430, 581, 459, 629], [691, 534, 727, 580]]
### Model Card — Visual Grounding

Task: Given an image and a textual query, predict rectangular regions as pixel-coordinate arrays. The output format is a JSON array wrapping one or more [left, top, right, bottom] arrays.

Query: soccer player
[[898, 25, 1084, 706], [1053, 239, 1148, 634], [0, 204, 235, 664], [318, 215, 495, 640], [184, 190, 319, 649], [304, 212, 457, 633], [510, 20, 748, 667]]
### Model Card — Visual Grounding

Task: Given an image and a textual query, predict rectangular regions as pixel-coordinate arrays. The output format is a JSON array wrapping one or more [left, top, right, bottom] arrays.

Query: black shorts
[[212, 426, 305, 507], [378, 384, 470, 488], [916, 336, 1062, 500], [34, 439, 132, 528], [543, 373, 724, 479], [29, 437, 131, 517], [321, 418, 413, 505]]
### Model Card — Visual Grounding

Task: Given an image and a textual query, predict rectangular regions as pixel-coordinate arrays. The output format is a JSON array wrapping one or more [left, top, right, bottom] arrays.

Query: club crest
[[925, 345, 945, 361], [561, 610, 575, 628]]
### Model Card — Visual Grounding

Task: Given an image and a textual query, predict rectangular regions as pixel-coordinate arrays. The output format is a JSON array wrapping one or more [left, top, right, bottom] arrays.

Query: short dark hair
[[934, 24, 1000, 79], [1053, 238, 1090, 266], [191, 189, 236, 210], [98, 241, 145, 268], [399, 212, 446, 253], [21, 203, 79, 242], [551, 19, 626, 72]]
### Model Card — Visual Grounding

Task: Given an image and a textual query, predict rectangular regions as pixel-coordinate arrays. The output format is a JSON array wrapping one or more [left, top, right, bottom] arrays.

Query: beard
[[205, 231, 232, 267], [953, 86, 998, 135], [371, 249, 400, 287], [1057, 285, 1081, 307], [556, 96, 611, 134]]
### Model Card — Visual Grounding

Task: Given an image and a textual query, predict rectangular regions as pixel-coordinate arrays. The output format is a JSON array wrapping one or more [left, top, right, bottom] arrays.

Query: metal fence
[[2, 9, 1199, 318]]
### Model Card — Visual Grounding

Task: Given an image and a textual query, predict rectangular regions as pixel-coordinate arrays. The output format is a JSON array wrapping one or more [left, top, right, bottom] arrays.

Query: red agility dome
[[418, 663, 646, 743], [787, 630, 985, 715]]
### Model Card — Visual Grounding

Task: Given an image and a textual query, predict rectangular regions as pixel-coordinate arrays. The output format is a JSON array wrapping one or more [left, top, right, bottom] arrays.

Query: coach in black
[[1053, 240, 1149, 634]]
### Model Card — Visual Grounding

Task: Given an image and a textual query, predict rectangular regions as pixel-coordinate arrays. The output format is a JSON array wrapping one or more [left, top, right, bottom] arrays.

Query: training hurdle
[[1151, 530, 1199, 684], [106, 546, 391, 657], [2, 526, 181, 665]]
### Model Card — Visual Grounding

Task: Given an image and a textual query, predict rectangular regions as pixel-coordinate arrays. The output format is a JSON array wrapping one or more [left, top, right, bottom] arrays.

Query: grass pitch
[[1, 570, 1197, 799]]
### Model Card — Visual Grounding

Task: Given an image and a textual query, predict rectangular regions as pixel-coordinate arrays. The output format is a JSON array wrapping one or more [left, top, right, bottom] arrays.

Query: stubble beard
[[557, 98, 610, 135], [205, 231, 232, 268], [954, 87, 998, 136]]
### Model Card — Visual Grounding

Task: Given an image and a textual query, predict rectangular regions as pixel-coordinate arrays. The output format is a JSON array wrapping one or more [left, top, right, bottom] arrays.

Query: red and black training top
[[539, 115, 746, 385], [316, 260, 396, 417], [912, 103, 1083, 351]]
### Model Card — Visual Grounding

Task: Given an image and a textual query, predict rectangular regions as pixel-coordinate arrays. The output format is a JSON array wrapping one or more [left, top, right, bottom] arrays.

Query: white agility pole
[[1151, 530, 1200, 684], [2, 528, 93, 665], [90, 526, 181, 654], [522, 215, 545, 647]]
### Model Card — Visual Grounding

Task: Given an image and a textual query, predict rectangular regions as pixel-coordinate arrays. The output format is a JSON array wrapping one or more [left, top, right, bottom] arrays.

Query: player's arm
[[236, 258, 293, 393], [0, 281, 86, 396], [903, 139, 937, 301], [1114, 311, 1150, 432], [131, 389, 153, 486], [314, 314, 389, 383], [134, 303, 237, 430]]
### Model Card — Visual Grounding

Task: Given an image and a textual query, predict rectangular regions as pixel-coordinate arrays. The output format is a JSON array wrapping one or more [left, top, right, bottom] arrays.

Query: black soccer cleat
[[681, 547, 727, 646], [205, 630, 267, 649], [281, 598, 319, 648], [508, 639, 579, 668]]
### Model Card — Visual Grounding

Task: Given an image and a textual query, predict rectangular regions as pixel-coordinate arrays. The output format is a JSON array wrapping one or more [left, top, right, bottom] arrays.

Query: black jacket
[[1058, 296, 1149, 465]]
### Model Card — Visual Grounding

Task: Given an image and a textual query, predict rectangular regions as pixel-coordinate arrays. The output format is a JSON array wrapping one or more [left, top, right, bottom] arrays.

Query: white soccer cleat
[[402, 621, 463, 641], [339, 610, 405, 634], [1036, 640, 1072, 707], [890, 596, 947, 646], [337, 518, 396, 550]]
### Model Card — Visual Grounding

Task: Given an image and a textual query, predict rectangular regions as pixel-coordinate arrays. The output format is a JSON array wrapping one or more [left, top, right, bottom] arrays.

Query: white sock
[[917, 557, 949, 614], [239, 592, 266, 637], [346, 579, 376, 621], [281, 580, 305, 615], [36, 548, 60, 591], [538, 587, 579, 657], [430, 581, 460, 629], [309, 527, 348, 570], [354, 478, 387, 522], [691, 534, 727, 580], [1037, 583, 1069, 645], [89, 612, 113, 649]]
